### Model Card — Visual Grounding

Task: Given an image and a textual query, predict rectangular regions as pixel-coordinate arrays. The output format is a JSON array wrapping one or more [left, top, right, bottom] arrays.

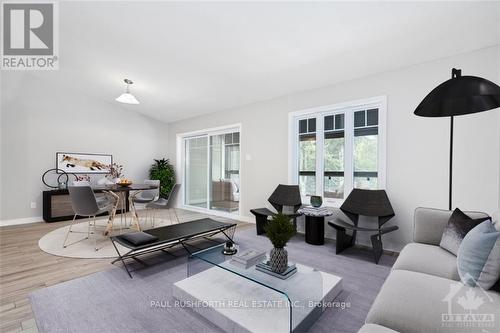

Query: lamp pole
[[449, 115, 453, 211], [448, 68, 460, 211]]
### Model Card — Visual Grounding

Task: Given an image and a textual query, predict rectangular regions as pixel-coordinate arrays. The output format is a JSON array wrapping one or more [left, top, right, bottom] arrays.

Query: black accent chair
[[328, 189, 397, 264], [250, 184, 302, 235]]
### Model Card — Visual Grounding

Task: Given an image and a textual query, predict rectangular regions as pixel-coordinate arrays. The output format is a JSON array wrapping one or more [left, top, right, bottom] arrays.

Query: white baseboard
[[0, 216, 43, 227], [179, 205, 254, 224]]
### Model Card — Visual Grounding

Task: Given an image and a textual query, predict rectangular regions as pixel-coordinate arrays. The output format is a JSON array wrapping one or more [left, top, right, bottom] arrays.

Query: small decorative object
[[264, 213, 296, 273], [107, 163, 123, 182], [310, 195, 323, 208], [222, 241, 237, 255], [73, 174, 91, 186], [42, 168, 70, 189], [149, 158, 176, 198], [56, 152, 112, 174], [117, 178, 133, 187], [270, 247, 288, 274], [97, 177, 114, 186]]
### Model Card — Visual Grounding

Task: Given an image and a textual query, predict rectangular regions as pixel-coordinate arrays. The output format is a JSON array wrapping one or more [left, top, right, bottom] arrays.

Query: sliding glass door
[[184, 136, 208, 208], [183, 128, 240, 214]]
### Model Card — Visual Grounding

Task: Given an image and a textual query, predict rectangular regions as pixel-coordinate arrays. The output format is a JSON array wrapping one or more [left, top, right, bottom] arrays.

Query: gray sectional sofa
[[358, 207, 500, 333]]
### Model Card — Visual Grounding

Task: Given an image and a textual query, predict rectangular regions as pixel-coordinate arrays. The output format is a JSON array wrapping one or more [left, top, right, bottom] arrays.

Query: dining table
[[93, 183, 159, 235]]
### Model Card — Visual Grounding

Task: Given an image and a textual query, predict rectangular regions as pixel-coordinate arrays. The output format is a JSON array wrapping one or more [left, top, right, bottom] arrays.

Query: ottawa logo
[[441, 275, 496, 329]]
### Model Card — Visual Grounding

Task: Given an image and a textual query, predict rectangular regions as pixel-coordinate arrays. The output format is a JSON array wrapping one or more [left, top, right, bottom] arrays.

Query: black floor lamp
[[414, 68, 500, 210]]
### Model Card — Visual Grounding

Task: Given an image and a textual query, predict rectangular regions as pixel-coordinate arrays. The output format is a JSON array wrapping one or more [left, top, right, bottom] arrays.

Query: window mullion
[[344, 111, 354, 196], [316, 115, 324, 197]]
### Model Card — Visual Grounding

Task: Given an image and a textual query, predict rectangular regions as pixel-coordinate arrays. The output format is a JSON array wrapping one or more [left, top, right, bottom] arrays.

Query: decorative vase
[[310, 195, 323, 208], [270, 247, 288, 273]]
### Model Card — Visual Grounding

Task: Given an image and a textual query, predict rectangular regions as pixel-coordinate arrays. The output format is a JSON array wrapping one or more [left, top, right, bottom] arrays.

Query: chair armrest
[[413, 207, 489, 245]]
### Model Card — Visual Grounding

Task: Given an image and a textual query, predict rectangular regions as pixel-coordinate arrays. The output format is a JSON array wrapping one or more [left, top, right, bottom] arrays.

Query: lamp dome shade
[[115, 93, 139, 104], [414, 75, 500, 117]]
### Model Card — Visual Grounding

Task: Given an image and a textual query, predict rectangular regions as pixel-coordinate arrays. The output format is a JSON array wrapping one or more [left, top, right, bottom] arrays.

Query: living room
[[1, 1, 499, 333]]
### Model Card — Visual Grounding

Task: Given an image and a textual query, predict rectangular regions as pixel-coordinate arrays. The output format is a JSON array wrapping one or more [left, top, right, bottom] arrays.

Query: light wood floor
[[0, 209, 239, 333]]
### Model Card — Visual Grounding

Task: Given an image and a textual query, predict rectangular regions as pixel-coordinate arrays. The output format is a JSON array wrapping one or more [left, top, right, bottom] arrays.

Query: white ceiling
[[10, 1, 500, 123]]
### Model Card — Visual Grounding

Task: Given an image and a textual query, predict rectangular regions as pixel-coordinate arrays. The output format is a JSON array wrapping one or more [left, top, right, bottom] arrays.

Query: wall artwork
[[56, 152, 112, 174]]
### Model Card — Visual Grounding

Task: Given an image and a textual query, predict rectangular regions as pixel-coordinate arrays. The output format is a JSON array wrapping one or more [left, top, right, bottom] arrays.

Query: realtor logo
[[441, 275, 496, 329], [1, 2, 59, 70]]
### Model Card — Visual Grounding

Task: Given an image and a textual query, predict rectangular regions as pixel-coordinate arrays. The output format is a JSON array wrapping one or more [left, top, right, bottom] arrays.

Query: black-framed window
[[294, 103, 383, 201], [298, 118, 316, 196], [324, 114, 345, 199], [353, 109, 378, 189]]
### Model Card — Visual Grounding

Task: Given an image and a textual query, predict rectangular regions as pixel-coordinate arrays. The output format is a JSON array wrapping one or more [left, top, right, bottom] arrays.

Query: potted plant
[[264, 213, 296, 273], [149, 158, 176, 198], [106, 163, 124, 183]]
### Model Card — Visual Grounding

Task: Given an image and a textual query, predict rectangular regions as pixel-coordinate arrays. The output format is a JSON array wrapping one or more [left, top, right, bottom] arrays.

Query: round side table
[[298, 206, 335, 245]]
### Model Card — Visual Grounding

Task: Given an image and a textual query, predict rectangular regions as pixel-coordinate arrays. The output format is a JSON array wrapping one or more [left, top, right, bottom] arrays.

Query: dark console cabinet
[[42, 190, 129, 222]]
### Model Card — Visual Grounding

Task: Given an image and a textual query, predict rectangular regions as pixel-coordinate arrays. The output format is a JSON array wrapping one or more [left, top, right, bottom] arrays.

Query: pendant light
[[115, 79, 139, 104]]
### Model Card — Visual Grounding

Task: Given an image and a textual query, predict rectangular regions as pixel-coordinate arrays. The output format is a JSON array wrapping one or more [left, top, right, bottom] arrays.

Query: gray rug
[[30, 225, 396, 333]]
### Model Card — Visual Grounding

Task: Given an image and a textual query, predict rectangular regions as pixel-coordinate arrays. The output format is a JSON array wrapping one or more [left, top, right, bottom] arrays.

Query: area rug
[[30, 226, 396, 333], [38, 217, 177, 259], [38, 210, 232, 259]]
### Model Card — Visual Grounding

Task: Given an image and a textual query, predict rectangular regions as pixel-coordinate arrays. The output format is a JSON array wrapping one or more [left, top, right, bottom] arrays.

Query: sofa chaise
[[358, 207, 500, 333]]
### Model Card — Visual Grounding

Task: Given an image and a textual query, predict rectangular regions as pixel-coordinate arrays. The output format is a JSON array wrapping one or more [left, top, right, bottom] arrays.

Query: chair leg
[[332, 226, 355, 254], [254, 214, 268, 235], [371, 232, 383, 264], [152, 209, 157, 227], [87, 215, 91, 237], [63, 214, 78, 248], [93, 216, 98, 251], [104, 204, 118, 237]]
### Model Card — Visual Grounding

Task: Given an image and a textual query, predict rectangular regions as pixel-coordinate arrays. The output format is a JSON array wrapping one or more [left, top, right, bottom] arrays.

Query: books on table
[[230, 249, 267, 269], [255, 261, 297, 280]]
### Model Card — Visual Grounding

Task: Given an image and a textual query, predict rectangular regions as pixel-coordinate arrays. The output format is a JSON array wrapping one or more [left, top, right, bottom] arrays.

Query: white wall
[[167, 46, 500, 251], [0, 72, 169, 224]]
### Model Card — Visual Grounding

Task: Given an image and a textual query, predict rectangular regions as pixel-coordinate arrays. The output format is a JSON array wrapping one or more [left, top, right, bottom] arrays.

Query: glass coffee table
[[173, 243, 343, 333]]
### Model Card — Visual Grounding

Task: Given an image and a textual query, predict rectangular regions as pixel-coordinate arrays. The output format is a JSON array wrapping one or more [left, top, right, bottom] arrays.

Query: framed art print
[[56, 152, 112, 174]]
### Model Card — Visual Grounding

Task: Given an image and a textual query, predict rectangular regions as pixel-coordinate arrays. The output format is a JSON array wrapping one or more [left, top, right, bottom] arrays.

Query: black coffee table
[[110, 218, 237, 278]]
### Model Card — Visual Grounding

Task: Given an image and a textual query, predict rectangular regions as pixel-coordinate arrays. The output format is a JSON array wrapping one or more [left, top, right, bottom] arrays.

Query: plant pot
[[270, 247, 288, 274], [310, 195, 322, 207]]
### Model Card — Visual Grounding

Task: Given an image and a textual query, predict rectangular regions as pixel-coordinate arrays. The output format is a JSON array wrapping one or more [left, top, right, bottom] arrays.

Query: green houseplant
[[264, 213, 296, 273], [149, 158, 175, 198]]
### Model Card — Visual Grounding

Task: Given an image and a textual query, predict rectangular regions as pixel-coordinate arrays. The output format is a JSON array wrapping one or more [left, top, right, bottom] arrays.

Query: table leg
[[103, 191, 119, 236], [122, 192, 128, 226], [129, 191, 142, 231]]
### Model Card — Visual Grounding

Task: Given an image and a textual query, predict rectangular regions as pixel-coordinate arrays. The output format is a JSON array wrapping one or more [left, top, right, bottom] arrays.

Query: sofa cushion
[[392, 243, 459, 281], [120, 231, 158, 246], [366, 270, 500, 333], [358, 323, 399, 333], [413, 207, 489, 246], [439, 208, 489, 255], [457, 220, 500, 289]]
